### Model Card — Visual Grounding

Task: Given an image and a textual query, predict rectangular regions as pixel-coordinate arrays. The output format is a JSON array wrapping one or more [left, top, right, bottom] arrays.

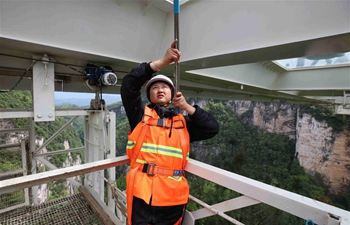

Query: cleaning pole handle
[[173, 0, 180, 115], [174, 0, 180, 14]]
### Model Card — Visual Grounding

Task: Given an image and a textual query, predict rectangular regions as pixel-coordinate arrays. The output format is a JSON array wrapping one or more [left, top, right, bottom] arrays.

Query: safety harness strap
[[140, 163, 184, 176], [127, 110, 150, 225], [126, 165, 139, 225], [178, 124, 188, 169], [147, 117, 185, 129]]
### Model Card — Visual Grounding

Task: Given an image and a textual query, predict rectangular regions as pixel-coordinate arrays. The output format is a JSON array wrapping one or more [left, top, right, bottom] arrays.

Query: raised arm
[[120, 39, 182, 131]]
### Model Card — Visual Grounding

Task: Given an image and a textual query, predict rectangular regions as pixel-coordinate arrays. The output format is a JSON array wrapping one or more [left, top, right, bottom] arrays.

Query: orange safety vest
[[126, 106, 190, 225]]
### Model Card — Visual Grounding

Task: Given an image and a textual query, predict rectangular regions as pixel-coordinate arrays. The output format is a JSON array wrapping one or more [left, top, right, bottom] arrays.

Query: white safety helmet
[[145, 75, 175, 102]]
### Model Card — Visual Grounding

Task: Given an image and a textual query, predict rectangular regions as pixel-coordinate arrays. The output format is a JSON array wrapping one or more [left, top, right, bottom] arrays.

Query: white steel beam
[[0, 143, 21, 149], [185, 159, 350, 225], [190, 195, 260, 220], [185, 64, 350, 94], [106, 112, 116, 213], [34, 147, 85, 157], [84, 111, 109, 200], [29, 118, 38, 204], [0, 1, 167, 63], [272, 67, 350, 91], [0, 109, 89, 119], [0, 156, 130, 195], [35, 116, 79, 154], [335, 105, 350, 115], [36, 156, 81, 188], [20, 140, 29, 205], [161, 1, 350, 62], [0, 169, 24, 180], [0, 203, 27, 214], [188, 195, 245, 225], [33, 55, 55, 122], [186, 63, 279, 90], [0, 128, 29, 133]]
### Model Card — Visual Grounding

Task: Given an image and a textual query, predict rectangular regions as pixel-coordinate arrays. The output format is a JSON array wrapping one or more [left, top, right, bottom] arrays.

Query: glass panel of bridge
[[165, 0, 191, 5], [274, 52, 350, 70]]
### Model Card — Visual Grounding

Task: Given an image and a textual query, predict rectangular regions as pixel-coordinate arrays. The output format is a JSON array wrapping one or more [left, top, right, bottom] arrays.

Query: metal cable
[[0, 60, 37, 92]]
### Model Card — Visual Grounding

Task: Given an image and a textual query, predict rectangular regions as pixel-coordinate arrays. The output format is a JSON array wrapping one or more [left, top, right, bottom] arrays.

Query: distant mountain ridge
[[55, 96, 121, 107]]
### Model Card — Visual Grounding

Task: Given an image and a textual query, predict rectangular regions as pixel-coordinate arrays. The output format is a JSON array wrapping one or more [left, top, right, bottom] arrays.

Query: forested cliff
[[225, 100, 350, 195], [1, 91, 349, 224]]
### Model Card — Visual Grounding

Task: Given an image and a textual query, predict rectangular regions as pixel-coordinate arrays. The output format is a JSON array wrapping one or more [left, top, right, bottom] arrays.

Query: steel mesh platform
[[0, 192, 106, 225]]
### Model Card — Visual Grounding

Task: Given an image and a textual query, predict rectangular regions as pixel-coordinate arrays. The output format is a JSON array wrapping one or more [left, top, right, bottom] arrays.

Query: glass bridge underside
[[275, 52, 350, 70]]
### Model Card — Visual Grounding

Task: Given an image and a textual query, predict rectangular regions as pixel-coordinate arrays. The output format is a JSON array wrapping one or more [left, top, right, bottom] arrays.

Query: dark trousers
[[131, 196, 186, 225]]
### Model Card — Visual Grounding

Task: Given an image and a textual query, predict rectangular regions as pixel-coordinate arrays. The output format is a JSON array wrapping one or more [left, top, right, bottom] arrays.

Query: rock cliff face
[[230, 101, 296, 139], [296, 112, 350, 194], [231, 101, 350, 194]]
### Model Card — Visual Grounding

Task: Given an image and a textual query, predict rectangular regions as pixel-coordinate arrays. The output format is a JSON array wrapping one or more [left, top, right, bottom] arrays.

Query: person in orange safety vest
[[121, 39, 219, 225]]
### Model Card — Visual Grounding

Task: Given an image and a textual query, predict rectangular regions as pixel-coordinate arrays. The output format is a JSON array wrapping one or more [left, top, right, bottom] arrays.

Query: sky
[[55, 92, 119, 98], [54, 91, 121, 106], [55, 92, 88, 98]]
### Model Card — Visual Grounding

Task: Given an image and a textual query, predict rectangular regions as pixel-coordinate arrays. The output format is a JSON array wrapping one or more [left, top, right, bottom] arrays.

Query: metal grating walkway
[[0, 192, 106, 225]]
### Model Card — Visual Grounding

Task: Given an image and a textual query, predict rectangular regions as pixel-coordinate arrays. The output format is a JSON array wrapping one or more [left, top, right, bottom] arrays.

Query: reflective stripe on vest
[[127, 142, 189, 160], [141, 143, 184, 158]]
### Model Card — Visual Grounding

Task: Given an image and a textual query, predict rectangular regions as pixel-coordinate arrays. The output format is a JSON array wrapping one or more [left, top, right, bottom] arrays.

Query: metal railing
[[0, 128, 29, 214], [1, 155, 349, 225]]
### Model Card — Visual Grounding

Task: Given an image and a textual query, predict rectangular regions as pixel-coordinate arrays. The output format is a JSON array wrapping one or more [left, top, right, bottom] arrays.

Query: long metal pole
[[174, 0, 180, 95]]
